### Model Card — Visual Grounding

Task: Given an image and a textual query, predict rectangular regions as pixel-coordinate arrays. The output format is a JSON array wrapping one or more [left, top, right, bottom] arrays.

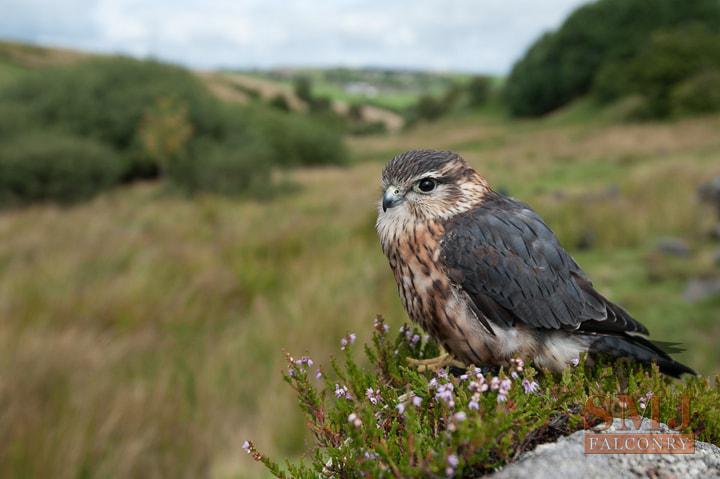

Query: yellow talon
[[406, 352, 466, 372]]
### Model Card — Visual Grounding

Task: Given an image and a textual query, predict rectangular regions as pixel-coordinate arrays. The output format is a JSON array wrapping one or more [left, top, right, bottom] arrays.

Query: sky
[[0, 0, 589, 73]]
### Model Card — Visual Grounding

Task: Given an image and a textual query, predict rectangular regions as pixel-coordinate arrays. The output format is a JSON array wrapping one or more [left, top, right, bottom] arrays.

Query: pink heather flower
[[428, 378, 439, 390], [436, 368, 449, 379], [335, 384, 352, 400], [340, 333, 357, 350], [511, 371, 519, 380], [522, 379, 539, 394], [453, 411, 466, 422], [571, 357, 580, 367], [447, 454, 459, 468], [490, 376, 500, 391], [242, 440, 251, 453], [446, 466, 455, 477], [348, 412, 362, 427], [396, 402, 406, 414], [469, 377, 488, 393], [509, 358, 522, 371], [373, 317, 389, 334], [435, 383, 455, 408], [410, 334, 420, 346], [315, 369, 323, 380], [639, 391, 653, 410], [459, 373, 469, 381], [364, 451, 379, 460], [412, 395, 423, 407], [500, 379, 512, 393], [294, 356, 313, 368], [497, 392, 508, 403], [468, 393, 480, 410], [366, 388, 381, 405]]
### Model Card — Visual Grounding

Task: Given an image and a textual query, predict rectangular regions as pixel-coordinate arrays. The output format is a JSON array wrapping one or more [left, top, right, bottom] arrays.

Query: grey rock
[[488, 419, 720, 479], [656, 237, 691, 257], [684, 277, 720, 302], [699, 177, 720, 204], [699, 178, 720, 220]]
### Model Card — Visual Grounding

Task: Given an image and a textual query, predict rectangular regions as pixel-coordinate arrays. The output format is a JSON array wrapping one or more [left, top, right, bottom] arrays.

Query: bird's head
[[378, 150, 490, 223]]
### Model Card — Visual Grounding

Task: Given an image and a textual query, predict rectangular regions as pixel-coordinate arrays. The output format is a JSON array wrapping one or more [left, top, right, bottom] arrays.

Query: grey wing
[[440, 194, 649, 335]]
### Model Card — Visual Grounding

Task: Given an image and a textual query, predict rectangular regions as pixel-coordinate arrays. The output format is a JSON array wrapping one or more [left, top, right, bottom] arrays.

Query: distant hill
[[0, 40, 407, 131]]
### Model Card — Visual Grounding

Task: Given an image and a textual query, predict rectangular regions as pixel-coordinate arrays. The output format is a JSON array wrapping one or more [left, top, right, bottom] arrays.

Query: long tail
[[588, 334, 696, 378]]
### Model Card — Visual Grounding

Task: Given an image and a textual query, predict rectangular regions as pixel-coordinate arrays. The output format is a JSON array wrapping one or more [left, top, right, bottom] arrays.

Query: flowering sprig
[[639, 391, 654, 410], [335, 384, 352, 400], [366, 387, 382, 405], [340, 332, 357, 350], [373, 316, 390, 335], [248, 319, 712, 479]]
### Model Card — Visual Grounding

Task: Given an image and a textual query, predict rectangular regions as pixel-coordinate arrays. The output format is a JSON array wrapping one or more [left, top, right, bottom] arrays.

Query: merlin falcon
[[376, 149, 694, 377]]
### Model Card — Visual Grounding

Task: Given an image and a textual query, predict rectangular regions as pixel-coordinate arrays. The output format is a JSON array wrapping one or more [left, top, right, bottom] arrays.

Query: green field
[[242, 67, 471, 112], [1, 98, 719, 476]]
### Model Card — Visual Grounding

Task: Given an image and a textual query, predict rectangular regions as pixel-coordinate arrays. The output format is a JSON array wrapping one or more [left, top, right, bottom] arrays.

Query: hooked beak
[[382, 187, 404, 212]]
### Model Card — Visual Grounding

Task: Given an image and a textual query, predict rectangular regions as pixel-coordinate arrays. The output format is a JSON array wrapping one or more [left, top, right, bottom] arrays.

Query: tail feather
[[588, 334, 696, 378]]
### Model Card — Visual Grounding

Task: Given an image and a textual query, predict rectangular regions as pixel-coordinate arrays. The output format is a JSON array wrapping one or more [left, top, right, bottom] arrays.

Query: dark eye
[[417, 178, 436, 193]]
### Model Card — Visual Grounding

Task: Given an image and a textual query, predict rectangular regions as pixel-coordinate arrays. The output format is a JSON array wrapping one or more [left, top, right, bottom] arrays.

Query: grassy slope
[[0, 51, 719, 475]]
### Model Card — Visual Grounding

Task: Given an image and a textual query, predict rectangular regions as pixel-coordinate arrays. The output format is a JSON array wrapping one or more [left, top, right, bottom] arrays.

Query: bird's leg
[[406, 351, 466, 373]]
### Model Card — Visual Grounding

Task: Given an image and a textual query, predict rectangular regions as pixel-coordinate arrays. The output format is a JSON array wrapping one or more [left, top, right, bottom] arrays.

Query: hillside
[[1, 98, 719, 476], [0, 41, 405, 131]]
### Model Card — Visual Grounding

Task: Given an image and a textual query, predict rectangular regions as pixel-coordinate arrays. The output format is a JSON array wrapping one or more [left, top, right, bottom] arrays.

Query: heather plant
[[247, 317, 720, 478]]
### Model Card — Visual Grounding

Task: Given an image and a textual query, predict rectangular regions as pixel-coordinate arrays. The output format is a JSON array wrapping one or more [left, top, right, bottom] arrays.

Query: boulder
[[489, 419, 720, 478], [684, 277, 720, 302]]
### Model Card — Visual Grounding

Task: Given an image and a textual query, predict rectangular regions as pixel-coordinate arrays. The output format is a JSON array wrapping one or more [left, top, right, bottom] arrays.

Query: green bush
[[0, 56, 348, 204], [414, 94, 447, 121], [166, 136, 273, 196], [254, 108, 348, 167], [0, 131, 124, 205], [1, 57, 223, 154], [247, 318, 720, 477], [595, 26, 720, 117], [504, 0, 720, 116], [0, 57, 345, 167], [467, 76, 492, 107], [671, 70, 720, 115]]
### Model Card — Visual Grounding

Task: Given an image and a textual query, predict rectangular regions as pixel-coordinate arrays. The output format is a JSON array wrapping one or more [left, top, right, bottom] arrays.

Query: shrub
[[467, 76, 492, 107], [671, 70, 720, 116], [254, 109, 348, 167], [247, 318, 720, 477], [166, 136, 273, 196], [594, 26, 720, 117], [269, 94, 291, 112], [504, 0, 720, 116], [293, 76, 313, 104], [0, 131, 124, 205], [1, 57, 222, 154], [0, 56, 348, 205], [0, 101, 39, 140], [414, 94, 447, 121]]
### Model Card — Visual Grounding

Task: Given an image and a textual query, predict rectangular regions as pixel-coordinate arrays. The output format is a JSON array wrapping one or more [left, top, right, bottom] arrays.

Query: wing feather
[[440, 192, 649, 335]]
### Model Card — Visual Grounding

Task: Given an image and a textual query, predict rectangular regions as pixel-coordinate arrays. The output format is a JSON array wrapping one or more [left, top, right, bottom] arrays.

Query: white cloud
[[0, 0, 589, 73]]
